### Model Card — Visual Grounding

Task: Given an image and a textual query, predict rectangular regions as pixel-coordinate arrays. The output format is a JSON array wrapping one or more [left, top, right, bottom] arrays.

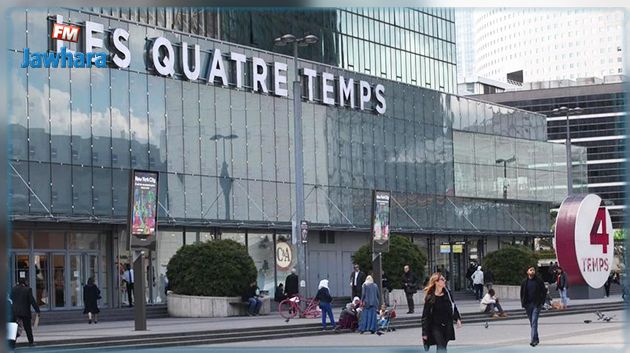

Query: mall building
[[8, 8, 585, 310]]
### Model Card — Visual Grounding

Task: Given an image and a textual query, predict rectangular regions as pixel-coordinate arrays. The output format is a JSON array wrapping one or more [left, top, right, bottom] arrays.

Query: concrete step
[[37, 305, 168, 325], [17, 301, 626, 350]]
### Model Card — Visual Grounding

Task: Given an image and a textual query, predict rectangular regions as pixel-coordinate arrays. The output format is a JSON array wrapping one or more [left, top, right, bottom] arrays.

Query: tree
[[352, 235, 427, 289], [482, 246, 539, 285], [166, 239, 257, 297]]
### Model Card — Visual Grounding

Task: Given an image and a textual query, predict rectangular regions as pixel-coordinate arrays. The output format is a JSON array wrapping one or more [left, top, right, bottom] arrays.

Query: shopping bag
[[7, 322, 18, 340]]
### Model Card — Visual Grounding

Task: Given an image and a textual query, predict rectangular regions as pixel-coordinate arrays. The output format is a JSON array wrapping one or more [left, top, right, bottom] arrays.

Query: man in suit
[[10, 279, 40, 346], [284, 268, 299, 298], [349, 264, 366, 299], [123, 263, 134, 307], [402, 264, 418, 314]]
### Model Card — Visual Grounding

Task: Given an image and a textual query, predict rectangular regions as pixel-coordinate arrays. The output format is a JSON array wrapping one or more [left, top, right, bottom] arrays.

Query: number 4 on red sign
[[590, 207, 609, 253]]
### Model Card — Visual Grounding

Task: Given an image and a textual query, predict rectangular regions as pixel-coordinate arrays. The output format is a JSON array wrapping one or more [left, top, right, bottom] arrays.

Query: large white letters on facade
[[50, 16, 387, 114], [207, 48, 228, 86], [181, 42, 200, 81], [151, 37, 175, 77], [111, 28, 130, 69]]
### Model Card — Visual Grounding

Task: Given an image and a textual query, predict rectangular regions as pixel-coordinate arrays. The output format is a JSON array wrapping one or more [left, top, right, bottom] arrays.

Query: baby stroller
[[377, 300, 397, 333]]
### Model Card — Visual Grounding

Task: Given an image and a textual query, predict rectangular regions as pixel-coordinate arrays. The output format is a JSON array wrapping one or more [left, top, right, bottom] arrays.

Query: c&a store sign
[[20, 14, 387, 115]]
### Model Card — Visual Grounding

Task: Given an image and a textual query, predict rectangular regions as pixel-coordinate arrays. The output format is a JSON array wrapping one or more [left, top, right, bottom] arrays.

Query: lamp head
[[281, 34, 297, 43], [273, 37, 286, 47], [303, 34, 319, 44]]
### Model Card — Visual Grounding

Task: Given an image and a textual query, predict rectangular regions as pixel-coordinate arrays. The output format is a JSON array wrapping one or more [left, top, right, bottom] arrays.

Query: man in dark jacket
[[402, 265, 418, 314], [382, 271, 392, 306], [349, 264, 366, 299], [10, 279, 40, 346], [242, 281, 262, 316], [284, 268, 299, 298], [520, 267, 547, 347]]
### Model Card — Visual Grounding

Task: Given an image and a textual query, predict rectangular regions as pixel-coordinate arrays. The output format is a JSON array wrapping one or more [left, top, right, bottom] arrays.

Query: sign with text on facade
[[22, 15, 387, 115], [372, 190, 391, 253], [129, 170, 159, 250], [555, 194, 613, 288], [275, 242, 293, 271]]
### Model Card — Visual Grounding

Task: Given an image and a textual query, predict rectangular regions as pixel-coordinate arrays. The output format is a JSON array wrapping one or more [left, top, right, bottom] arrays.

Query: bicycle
[[278, 295, 321, 320]]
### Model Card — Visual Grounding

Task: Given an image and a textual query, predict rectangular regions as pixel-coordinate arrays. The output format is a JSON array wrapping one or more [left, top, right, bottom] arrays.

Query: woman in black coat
[[83, 277, 101, 324], [421, 272, 462, 352]]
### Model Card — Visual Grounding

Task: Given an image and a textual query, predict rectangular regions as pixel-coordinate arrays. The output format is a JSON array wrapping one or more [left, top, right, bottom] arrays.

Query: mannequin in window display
[[35, 262, 46, 306]]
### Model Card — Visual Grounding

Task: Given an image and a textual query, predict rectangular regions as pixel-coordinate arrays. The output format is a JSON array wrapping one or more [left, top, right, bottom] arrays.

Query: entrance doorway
[[431, 236, 483, 292], [9, 228, 109, 311], [10, 252, 100, 310]]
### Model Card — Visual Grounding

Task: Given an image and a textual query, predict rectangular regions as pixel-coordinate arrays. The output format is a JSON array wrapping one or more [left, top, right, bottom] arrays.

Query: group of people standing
[[287, 263, 426, 333]]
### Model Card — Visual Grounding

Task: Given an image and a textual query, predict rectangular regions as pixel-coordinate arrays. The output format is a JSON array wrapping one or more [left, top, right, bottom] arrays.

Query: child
[[378, 304, 388, 327]]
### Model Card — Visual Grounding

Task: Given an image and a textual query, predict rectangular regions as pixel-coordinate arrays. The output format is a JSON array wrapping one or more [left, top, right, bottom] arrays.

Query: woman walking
[[358, 275, 381, 334], [83, 277, 101, 324], [315, 279, 335, 330], [421, 272, 462, 352]]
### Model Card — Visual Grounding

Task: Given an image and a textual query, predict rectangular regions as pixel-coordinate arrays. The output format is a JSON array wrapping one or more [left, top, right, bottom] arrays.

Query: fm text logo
[[51, 23, 80, 43]]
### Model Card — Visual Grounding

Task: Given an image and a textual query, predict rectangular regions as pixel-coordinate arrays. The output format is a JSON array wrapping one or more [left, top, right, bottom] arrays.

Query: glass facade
[[453, 131, 587, 203], [8, 8, 567, 306], [221, 8, 457, 94], [8, 7, 557, 235], [481, 84, 626, 228], [88, 8, 457, 94]]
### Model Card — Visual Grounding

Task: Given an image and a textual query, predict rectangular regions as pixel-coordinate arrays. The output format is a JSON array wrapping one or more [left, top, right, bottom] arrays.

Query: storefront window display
[[248, 233, 275, 295], [156, 231, 184, 302], [274, 233, 295, 298]]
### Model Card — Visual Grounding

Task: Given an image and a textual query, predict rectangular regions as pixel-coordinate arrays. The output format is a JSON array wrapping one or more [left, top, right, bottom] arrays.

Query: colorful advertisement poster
[[372, 191, 391, 252], [130, 170, 159, 239]]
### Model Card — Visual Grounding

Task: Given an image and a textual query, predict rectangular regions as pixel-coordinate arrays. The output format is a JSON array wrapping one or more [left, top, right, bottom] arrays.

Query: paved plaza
[[17, 296, 627, 353], [210, 310, 626, 351]]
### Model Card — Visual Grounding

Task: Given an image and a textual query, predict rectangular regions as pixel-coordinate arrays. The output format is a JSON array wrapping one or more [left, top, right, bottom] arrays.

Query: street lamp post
[[495, 156, 516, 199], [552, 106, 583, 195], [274, 33, 319, 296]]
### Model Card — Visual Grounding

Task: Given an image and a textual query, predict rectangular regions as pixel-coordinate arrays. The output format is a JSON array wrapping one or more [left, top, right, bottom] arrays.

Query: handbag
[[423, 338, 430, 352]]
